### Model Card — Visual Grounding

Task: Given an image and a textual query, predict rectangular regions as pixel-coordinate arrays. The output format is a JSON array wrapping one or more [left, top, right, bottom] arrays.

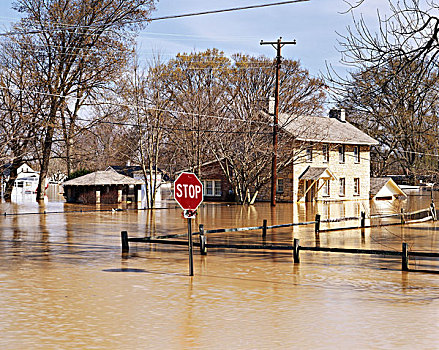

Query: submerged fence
[[122, 204, 439, 273]]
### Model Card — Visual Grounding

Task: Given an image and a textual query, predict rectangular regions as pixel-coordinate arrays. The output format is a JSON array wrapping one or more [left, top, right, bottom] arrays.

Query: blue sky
[[0, 0, 387, 79]]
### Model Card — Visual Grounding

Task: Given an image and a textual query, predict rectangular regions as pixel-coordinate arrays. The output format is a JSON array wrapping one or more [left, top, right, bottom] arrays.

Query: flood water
[[0, 189, 438, 349]]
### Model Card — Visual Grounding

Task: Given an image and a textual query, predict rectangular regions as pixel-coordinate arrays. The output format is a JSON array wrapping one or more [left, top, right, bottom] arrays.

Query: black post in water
[[199, 224, 207, 255], [402, 242, 409, 271], [315, 214, 321, 234], [293, 238, 300, 263], [262, 219, 267, 238], [188, 218, 194, 276], [121, 231, 129, 252], [360, 211, 366, 228], [401, 208, 405, 224], [430, 202, 437, 221]]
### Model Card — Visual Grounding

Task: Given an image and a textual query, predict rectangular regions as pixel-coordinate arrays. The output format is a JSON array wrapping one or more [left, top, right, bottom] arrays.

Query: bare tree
[[149, 50, 325, 204], [329, 0, 439, 179], [340, 0, 439, 73], [10, 0, 156, 200], [212, 55, 326, 204], [338, 59, 439, 176], [153, 49, 231, 175], [0, 36, 46, 199], [116, 57, 169, 208]]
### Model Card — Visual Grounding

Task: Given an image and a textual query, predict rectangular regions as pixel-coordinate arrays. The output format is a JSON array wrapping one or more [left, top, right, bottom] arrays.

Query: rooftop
[[62, 170, 144, 186], [279, 113, 379, 146], [370, 177, 407, 198]]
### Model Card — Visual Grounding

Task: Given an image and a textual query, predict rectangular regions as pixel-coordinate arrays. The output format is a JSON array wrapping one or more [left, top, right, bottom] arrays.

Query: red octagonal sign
[[174, 172, 203, 210]]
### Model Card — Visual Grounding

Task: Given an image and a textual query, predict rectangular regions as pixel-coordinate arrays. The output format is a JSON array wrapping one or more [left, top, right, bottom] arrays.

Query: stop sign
[[174, 172, 203, 210]]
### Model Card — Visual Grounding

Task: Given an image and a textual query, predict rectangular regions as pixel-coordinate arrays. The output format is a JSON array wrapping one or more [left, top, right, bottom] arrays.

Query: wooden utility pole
[[260, 37, 296, 206]]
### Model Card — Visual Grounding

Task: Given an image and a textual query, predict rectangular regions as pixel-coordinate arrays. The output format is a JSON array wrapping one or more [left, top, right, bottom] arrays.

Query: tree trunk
[[3, 157, 22, 200], [37, 119, 55, 200]]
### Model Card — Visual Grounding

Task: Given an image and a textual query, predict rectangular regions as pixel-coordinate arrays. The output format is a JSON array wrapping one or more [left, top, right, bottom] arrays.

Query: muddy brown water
[[0, 190, 438, 349]]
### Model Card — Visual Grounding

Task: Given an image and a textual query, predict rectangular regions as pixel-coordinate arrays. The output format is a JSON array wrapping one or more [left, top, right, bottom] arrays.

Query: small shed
[[62, 170, 143, 204], [370, 177, 407, 200]]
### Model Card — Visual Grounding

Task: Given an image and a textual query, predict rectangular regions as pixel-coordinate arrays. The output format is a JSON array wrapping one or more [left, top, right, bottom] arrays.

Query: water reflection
[[0, 193, 438, 348]]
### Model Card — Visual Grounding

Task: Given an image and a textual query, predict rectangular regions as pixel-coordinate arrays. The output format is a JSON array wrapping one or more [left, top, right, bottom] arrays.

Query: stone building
[[196, 109, 379, 203], [273, 109, 379, 202]]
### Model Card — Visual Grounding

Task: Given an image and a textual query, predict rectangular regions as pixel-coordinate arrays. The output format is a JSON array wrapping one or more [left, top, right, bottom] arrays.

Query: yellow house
[[275, 109, 379, 202]]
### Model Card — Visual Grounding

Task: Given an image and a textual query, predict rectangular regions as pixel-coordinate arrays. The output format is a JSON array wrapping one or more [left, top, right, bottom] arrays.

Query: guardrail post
[[199, 224, 207, 255], [262, 219, 267, 238], [293, 238, 300, 263], [400, 208, 405, 224], [402, 242, 408, 271], [315, 214, 320, 234], [360, 211, 366, 228], [121, 231, 129, 252], [430, 202, 437, 221]]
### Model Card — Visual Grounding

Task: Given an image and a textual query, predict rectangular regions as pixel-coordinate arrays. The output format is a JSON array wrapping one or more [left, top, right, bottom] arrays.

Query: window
[[339, 178, 345, 196], [354, 178, 360, 195], [277, 178, 284, 193], [354, 146, 360, 163], [338, 145, 345, 163], [205, 181, 213, 196], [323, 144, 329, 163], [203, 180, 222, 197], [306, 147, 313, 162], [323, 180, 330, 196], [214, 181, 222, 196]]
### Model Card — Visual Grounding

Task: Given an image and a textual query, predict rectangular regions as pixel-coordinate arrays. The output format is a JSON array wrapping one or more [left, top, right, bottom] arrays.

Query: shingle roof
[[370, 177, 406, 198], [62, 170, 143, 186], [370, 178, 391, 197], [279, 113, 379, 145], [299, 167, 331, 180], [107, 165, 163, 176], [107, 165, 142, 177]]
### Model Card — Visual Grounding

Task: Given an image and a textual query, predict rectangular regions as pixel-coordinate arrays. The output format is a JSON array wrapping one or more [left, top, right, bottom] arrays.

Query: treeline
[[2, 0, 439, 205], [0, 0, 157, 200], [328, 0, 439, 181], [0, 1, 325, 205]]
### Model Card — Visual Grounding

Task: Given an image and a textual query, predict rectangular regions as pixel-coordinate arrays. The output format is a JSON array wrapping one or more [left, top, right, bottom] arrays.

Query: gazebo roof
[[62, 170, 143, 186]]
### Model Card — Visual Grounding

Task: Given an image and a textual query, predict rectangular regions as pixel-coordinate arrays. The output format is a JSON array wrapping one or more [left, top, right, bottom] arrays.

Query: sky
[[0, 0, 388, 91]]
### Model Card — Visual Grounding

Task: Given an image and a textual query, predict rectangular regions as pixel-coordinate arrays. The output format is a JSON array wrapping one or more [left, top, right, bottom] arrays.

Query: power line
[[0, 44, 275, 68], [0, 85, 272, 125], [87, 118, 273, 135], [148, 0, 310, 21], [0, 108, 273, 135], [0, 95, 272, 128], [0, 45, 277, 70], [2, 103, 439, 161], [0, 1, 310, 37]]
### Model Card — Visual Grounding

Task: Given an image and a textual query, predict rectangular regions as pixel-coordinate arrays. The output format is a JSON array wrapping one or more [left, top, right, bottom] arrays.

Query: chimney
[[268, 97, 275, 115], [329, 108, 346, 122]]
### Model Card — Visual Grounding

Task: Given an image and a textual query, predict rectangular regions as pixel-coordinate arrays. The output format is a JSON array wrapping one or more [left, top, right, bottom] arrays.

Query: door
[[305, 180, 316, 202]]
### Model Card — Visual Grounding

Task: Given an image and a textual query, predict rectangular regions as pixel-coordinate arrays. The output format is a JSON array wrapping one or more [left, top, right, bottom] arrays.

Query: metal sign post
[[184, 209, 197, 276], [174, 173, 203, 276], [187, 217, 193, 276]]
